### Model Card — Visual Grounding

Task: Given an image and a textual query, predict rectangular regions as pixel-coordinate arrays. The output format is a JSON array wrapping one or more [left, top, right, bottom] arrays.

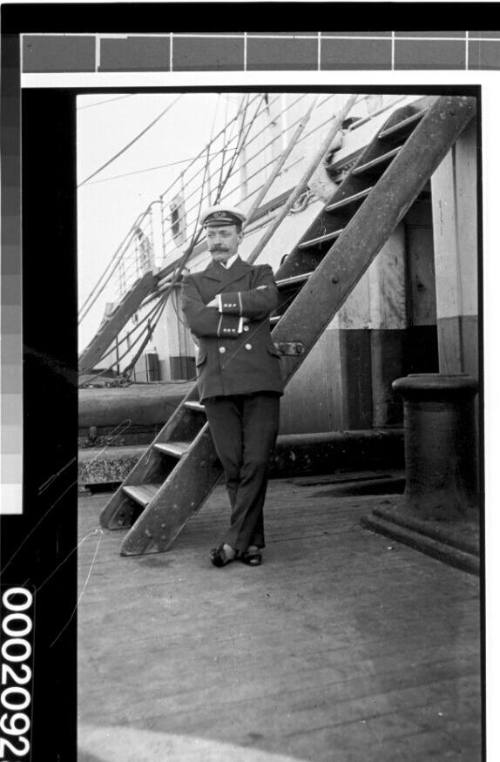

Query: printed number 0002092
[[0, 588, 33, 760]]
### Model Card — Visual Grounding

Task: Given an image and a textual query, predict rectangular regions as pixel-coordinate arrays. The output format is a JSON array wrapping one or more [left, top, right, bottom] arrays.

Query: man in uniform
[[181, 205, 284, 567]]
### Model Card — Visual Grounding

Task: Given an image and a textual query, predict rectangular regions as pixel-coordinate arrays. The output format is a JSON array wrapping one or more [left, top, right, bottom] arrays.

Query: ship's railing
[[78, 92, 408, 338], [78, 203, 157, 325], [157, 92, 358, 266]]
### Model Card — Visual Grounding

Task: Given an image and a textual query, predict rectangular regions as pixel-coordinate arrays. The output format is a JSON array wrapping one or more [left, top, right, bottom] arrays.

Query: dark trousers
[[203, 392, 280, 552]]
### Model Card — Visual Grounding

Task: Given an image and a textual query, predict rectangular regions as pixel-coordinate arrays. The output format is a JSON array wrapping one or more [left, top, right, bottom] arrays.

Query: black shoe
[[209, 544, 235, 568], [239, 550, 262, 566]]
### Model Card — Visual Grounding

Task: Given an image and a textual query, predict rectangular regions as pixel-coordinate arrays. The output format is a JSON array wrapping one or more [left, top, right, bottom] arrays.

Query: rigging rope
[[81, 92, 268, 378], [82, 156, 196, 186], [78, 205, 155, 323], [80, 294, 168, 386], [77, 94, 134, 110], [119, 123, 218, 379], [78, 95, 183, 188], [79, 95, 248, 326]]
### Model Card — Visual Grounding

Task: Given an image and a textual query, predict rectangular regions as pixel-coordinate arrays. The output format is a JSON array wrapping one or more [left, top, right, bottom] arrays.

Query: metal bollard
[[392, 374, 479, 521]]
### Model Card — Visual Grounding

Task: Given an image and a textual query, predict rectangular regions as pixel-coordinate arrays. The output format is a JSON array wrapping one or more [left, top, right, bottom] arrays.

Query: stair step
[[378, 110, 424, 140], [154, 441, 191, 458], [298, 228, 343, 250], [123, 483, 162, 507], [325, 187, 373, 213], [184, 400, 205, 413], [98, 95, 476, 557], [276, 271, 315, 289], [353, 147, 401, 176]]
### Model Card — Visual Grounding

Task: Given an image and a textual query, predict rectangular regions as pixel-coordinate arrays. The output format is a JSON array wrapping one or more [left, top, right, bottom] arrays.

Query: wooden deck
[[77, 478, 482, 762]]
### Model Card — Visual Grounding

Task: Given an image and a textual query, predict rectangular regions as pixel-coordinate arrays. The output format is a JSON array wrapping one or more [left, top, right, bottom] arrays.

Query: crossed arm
[[181, 265, 279, 339], [212, 265, 279, 320]]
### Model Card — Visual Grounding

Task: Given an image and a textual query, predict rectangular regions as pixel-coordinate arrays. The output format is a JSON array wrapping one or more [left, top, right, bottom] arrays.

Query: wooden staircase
[[99, 95, 476, 556], [79, 270, 158, 376]]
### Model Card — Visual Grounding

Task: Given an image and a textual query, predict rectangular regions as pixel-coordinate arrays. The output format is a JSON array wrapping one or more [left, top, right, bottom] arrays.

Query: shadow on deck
[[78, 478, 481, 762]]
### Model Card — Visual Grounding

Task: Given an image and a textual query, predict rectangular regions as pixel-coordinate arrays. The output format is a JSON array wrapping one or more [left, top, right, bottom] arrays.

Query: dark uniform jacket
[[181, 257, 284, 401]]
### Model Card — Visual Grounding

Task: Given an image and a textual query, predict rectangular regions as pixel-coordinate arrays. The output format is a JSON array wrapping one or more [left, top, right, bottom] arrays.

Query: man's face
[[206, 224, 242, 262]]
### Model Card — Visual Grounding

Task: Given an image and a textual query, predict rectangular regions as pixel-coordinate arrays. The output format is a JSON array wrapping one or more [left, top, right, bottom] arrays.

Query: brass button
[[219, 346, 226, 354], [244, 343, 252, 350]]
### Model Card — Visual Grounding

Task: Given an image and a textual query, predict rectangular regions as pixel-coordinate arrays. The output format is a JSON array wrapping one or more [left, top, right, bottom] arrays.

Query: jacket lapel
[[202, 260, 225, 283], [202, 257, 252, 292], [215, 257, 252, 291]]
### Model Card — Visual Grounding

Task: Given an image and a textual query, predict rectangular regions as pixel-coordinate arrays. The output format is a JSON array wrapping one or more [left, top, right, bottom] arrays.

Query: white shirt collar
[[220, 253, 239, 269]]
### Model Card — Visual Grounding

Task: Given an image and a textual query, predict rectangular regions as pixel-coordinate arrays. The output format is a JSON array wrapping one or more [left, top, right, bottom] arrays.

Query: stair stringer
[[103, 94, 475, 556], [272, 95, 476, 377]]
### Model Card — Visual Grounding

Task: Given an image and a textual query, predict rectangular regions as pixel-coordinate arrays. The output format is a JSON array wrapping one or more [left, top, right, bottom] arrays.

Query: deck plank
[[78, 478, 481, 761]]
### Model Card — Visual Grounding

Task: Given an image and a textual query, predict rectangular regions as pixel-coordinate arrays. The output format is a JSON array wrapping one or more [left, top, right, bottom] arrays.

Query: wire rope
[[78, 205, 155, 322], [78, 95, 183, 188], [77, 94, 135, 110]]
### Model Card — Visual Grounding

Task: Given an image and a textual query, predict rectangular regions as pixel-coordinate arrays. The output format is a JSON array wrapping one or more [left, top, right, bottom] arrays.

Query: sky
[[77, 89, 377, 348], [77, 92, 243, 347]]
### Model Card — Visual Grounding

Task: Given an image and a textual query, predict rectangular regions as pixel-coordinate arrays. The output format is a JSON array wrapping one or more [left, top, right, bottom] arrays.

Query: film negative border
[[1, 32, 23, 516], [21, 31, 500, 73]]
